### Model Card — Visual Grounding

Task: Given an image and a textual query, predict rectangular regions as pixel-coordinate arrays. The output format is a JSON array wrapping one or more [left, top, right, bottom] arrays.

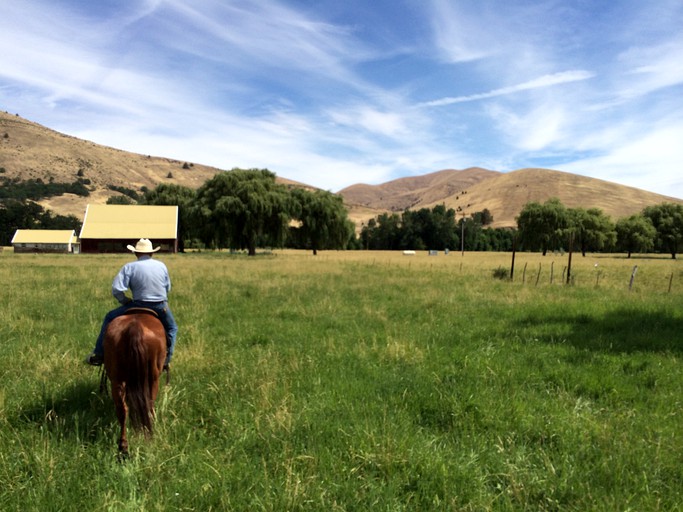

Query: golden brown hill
[[340, 167, 502, 230], [340, 167, 683, 229], [0, 111, 305, 218], [340, 167, 500, 211], [424, 168, 683, 228]]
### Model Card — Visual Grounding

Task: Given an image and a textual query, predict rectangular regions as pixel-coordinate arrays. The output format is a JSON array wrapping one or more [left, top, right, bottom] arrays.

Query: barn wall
[[13, 243, 71, 254], [80, 238, 177, 254]]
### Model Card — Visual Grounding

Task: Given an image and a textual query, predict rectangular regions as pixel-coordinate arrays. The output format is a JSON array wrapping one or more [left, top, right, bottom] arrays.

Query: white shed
[[11, 229, 79, 253]]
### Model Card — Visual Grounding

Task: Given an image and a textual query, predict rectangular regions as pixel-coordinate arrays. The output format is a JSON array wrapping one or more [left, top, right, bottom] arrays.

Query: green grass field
[[1, 249, 682, 511]]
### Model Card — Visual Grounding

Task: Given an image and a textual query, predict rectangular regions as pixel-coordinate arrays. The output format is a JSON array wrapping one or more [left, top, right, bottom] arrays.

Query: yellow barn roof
[[79, 205, 178, 239], [11, 229, 76, 244]]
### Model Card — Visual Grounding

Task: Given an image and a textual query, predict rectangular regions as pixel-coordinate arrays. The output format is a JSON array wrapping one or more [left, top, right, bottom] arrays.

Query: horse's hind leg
[[112, 382, 129, 455], [148, 354, 165, 425], [144, 370, 161, 436]]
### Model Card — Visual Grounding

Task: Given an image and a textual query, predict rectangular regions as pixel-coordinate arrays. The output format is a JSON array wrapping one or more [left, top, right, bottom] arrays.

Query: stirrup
[[85, 353, 104, 366]]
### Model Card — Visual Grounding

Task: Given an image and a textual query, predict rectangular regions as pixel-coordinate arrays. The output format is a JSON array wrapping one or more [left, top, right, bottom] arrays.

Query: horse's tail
[[123, 320, 154, 433]]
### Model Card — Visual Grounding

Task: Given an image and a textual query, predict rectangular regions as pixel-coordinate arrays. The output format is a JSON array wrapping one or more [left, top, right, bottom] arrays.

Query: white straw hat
[[127, 238, 160, 253]]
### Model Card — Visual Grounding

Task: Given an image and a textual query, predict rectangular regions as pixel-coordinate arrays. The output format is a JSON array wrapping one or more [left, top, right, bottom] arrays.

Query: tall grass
[[0, 250, 681, 510]]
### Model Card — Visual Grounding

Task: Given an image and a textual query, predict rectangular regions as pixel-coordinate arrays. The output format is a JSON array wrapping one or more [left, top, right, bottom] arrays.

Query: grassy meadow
[[0, 248, 682, 511]]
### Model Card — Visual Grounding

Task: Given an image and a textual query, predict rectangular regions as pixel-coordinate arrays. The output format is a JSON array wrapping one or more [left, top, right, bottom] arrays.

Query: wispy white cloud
[[428, 0, 501, 63], [327, 105, 413, 138], [617, 38, 683, 99], [158, 0, 368, 86], [1, 0, 683, 199], [560, 123, 683, 197], [418, 70, 594, 107], [487, 102, 567, 152]]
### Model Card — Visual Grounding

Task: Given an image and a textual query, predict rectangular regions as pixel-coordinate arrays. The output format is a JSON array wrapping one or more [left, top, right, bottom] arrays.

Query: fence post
[[668, 272, 674, 293], [510, 235, 517, 281], [535, 263, 542, 286], [566, 232, 574, 285], [629, 265, 638, 291]]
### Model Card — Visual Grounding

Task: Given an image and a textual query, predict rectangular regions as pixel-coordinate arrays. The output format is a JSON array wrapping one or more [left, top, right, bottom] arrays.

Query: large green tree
[[398, 210, 427, 251], [360, 206, 460, 251], [289, 188, 354, 255], [144, 183, 197, 252], [424, 204, 459, 251], [195, 169, 293, 255], [360, 213, 402, 250], [359, 206, 509, 252], [615, 214, 656, 258], [642, 202, 683, 259], [569, 207, 616, 256], [403, 205, 459, 251], [516, 198, 569, 255]]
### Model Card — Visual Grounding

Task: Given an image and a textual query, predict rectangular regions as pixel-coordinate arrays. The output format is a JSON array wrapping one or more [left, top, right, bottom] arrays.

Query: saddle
[[124, 307, 160, 318]]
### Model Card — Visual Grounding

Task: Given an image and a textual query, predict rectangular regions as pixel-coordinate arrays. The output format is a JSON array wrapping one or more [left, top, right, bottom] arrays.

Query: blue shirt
[[112, 255, 171, 304]]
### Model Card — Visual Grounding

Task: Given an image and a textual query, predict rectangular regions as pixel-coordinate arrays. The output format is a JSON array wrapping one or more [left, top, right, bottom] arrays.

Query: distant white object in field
[[403, 250, 416, 255]]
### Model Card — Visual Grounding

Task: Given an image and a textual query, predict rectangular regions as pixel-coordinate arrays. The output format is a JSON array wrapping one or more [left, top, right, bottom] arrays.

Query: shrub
[[492, 266, 509, 280]]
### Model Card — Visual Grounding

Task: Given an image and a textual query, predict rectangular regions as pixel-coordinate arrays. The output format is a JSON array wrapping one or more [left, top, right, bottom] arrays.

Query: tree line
[[144, 171, 517, 254], [2, 167, 682, 258], [359, 206, 514, 252], [359, 198, 682, 259], [516, 198, 683, 259], [0, 176, 90, 201], [144, 169, 355, 255]]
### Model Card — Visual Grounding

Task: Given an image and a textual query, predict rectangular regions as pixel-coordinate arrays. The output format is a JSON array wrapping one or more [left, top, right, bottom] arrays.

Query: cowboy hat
[[127, 238, 161, 253]]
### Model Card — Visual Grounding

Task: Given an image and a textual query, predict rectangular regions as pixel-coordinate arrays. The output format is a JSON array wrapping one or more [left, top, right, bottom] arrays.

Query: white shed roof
[[11, 229, 76, 244]]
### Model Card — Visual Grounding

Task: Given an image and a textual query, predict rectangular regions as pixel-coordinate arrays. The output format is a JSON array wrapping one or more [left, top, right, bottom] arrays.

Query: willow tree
[[516, 198, 569, 255], [642, 202, 683, 259], [615, 214, 656, 258], [569, 207, 616, 256], [290, 188, 354, 255], [194, 169, 293, 255]]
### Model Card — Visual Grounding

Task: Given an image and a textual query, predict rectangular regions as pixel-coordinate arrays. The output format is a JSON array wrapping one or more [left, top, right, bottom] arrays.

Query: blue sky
[[1, 0, 682, 198]]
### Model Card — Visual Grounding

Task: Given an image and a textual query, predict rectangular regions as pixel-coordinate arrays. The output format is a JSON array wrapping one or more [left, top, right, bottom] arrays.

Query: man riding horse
[[85, 238, 178, 369]]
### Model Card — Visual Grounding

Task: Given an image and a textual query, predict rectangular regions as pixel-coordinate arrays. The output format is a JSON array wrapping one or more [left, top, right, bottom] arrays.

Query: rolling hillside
[[0, 111, 304, 218], [2, 110, 681, 229], [340, 168, 683, 229]]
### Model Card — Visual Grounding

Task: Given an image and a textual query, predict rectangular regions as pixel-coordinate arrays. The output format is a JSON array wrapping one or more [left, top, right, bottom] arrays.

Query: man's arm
[[111, 266, 132, 304]]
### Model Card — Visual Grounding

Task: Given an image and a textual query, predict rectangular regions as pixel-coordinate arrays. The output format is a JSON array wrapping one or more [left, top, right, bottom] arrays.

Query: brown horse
[[103, 310, 166, 455]]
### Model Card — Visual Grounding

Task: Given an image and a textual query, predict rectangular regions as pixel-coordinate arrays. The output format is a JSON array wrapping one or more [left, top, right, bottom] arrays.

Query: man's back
[[113, 256, 171, 303]]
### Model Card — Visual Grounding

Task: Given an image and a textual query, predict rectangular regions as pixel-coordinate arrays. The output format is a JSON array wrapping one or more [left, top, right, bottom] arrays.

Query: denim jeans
[[93, 301, 178, 365]]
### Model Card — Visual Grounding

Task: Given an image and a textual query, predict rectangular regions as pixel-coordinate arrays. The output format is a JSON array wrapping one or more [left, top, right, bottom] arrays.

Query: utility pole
[[510, 233, 517, 281]]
